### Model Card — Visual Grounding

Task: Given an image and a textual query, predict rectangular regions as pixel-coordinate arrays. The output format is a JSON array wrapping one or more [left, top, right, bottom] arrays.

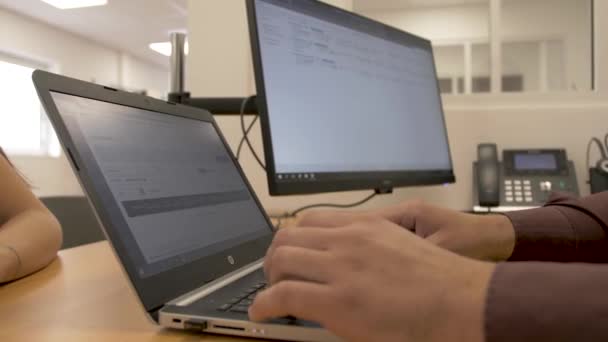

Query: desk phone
[[473, 145, 579, 212]]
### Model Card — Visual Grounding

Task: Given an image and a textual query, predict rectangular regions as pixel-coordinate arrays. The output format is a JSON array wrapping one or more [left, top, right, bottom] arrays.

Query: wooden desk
[[0, 241, 268, 342]]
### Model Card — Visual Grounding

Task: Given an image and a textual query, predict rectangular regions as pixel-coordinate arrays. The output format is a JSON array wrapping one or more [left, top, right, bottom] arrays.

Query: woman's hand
[[0, 244, 19, 281]]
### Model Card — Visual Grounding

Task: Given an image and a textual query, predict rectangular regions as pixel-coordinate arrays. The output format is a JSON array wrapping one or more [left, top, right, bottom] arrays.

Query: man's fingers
[[369, 201, 433, 232], [267, 246, 332, 285], [249, 280, 333, 323], [426, 232, 443, 245], [297, 206, 408, 228], [297, 210, 367, 227], [265, 227, 336, 277], [297, 200, 426, 231]]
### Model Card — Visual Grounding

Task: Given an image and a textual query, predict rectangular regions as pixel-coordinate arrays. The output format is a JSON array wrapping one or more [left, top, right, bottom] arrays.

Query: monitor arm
[[167, 93, 258, 115]]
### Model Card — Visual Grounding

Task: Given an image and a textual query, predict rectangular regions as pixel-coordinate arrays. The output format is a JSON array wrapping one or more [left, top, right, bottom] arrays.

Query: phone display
[[513, 153, 557, 171]]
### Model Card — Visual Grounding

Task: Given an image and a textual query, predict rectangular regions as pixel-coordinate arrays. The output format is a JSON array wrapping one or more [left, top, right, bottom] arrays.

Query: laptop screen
[[47, 90, 273, 310]]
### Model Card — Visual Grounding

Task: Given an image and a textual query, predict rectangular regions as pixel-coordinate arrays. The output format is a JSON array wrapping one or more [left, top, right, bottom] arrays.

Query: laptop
[[32, 70, 339, 342]]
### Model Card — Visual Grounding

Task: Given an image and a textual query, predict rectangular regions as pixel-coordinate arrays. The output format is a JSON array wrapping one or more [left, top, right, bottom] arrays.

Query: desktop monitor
[[247, 0, 455, 195]]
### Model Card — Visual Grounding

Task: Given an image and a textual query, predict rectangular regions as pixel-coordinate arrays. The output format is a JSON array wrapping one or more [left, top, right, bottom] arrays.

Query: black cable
[[273, 216, 283, 231], [587, 137, 606, 176], [239, 96, 266, 170], [237, 96, 255, 160], [286, 192, 378, 218], [236, 115, 258, 160]]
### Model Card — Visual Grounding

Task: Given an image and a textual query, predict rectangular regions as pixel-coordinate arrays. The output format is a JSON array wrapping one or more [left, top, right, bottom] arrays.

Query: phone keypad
[[505, 179, 534, 204]]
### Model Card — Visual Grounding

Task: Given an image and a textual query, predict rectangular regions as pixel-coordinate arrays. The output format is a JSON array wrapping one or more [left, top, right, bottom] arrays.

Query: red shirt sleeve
[[485, 262, 608, 342], [503, 191, 608, 262], [484, 192, 608, 341]]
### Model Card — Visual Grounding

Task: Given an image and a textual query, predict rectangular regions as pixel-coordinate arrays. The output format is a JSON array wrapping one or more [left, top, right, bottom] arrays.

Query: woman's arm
[[0, 153, 62, 283]]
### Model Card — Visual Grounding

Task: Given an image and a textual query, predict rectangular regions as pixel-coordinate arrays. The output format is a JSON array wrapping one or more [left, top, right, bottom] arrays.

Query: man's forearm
[[477, 214, 515, 261]]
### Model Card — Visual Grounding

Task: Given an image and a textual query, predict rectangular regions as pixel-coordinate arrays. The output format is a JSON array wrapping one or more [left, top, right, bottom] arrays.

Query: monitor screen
[[248, 0, 454, 195]]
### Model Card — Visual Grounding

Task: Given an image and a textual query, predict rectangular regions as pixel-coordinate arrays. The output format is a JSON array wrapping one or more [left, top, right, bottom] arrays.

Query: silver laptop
[[32, 70, 339, 342]]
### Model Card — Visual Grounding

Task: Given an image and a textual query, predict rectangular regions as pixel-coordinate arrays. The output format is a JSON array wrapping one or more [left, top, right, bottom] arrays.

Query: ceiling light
[[149, 41, 189, 57], [40, 0, 108, 9]]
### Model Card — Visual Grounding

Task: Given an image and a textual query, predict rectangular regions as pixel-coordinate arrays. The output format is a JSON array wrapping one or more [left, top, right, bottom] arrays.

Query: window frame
[[434, 0, 602, 111], [0, 51, 60, 157], [434, 33, 569, 95]]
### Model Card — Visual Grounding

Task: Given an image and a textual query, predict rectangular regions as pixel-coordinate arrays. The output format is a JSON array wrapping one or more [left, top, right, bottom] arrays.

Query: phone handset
[[476, 143, 500, 207]]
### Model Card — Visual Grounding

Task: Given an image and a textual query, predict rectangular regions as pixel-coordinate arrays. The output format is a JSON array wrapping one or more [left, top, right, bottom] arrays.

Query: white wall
[[187, 0, 608, 213], [0, 8, 120, 86], [120, 53, 169, 99], [0, 7, 169, 197]]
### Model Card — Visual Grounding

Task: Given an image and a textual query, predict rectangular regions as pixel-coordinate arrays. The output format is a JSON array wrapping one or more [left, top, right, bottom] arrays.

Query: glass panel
[[546, 40, 566, 91], [472, 43, 490, 93], [355, 0, 489, 95], [434, 45, 465, 95], [437, 78, 453, 94], [501, 0, 592, 92], [502, 41, 540, 92]]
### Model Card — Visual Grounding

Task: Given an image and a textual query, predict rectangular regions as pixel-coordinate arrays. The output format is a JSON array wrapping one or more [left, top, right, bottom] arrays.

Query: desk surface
[[0, 241, 269, 341]]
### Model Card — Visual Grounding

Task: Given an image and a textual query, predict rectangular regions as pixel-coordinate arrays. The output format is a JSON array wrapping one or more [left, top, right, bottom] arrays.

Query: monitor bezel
[[247, 0, 455, 195], [32, 70, 275, 317]]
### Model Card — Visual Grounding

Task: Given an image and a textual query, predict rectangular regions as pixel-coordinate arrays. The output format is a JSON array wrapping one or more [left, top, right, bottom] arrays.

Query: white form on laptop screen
[[50, 92, 269, 277]]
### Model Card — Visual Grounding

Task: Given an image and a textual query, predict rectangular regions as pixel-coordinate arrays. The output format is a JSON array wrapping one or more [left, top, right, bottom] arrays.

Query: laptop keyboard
[[217, 281, 267, 314]]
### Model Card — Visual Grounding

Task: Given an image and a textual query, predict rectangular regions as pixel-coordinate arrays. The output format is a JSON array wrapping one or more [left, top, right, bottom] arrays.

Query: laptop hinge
[[147, 306, 163, 323], [168, 259, 264, 307]]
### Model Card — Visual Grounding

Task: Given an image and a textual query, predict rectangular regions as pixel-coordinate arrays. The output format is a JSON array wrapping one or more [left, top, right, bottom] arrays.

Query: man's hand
[[249, 218, 495, 342], [298, 201, 516, 261]]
